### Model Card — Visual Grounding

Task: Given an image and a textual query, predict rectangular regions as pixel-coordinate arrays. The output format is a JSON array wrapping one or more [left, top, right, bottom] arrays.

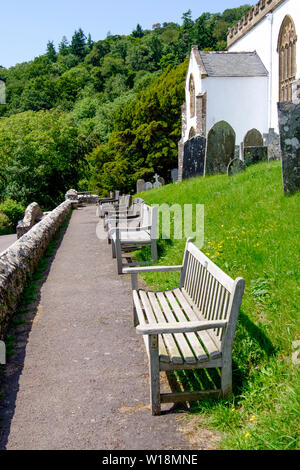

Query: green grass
[[136, 161, 300, 450]]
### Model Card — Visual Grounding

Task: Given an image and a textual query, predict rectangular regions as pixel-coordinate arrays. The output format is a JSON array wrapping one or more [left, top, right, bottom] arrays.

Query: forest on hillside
[[0, 5, 251, 220]]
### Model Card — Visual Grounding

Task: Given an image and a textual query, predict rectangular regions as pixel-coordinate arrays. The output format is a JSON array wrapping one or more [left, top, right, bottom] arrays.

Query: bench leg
[[148, 335, 161, 415], [115, 237, 123, 275], [111, 240, 116, 258], [151, 240, 158, 263], [221, 362, 232, 397]]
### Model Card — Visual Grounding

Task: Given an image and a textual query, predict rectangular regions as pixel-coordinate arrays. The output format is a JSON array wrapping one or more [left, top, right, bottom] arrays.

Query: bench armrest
[[109, 225, 151, 235], [98, 198, 118, 205], [136, 320, 228, 335], [123, 265, 183, 274]]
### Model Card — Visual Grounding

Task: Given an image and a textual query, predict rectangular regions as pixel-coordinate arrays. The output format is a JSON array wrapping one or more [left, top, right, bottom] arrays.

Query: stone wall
[[16, 202, 44, 239], [0, 200, 72, 339]]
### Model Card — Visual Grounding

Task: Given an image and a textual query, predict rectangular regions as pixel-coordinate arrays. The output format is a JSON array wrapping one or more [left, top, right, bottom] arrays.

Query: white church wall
[[228, 0, 300, 132], [184, 51, 203, 140], [205, 76, 269, 144]]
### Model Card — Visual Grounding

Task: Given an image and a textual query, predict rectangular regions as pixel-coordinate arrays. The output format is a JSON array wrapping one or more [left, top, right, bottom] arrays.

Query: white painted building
[[228, 0, 300, 133], [183, 48, 269, 144], [179, 0, 299, 180]]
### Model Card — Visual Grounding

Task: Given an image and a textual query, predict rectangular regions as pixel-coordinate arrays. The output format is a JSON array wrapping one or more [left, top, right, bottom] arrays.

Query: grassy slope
[[137, 160, 300, 450]]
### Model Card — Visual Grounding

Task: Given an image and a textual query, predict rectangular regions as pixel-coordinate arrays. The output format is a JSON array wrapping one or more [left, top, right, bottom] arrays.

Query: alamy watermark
[[96, 204, 204, 246], [0, 340, 6, 365]]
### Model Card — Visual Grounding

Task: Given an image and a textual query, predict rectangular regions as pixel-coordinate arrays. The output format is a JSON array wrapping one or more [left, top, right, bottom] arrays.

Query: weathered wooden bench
[[104, 197, 144, 232], [109, 204, 158, 274], [123, 238, 245, 415]]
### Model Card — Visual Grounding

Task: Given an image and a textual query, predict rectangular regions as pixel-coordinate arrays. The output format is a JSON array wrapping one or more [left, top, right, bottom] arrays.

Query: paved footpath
[[0, 234, 17, 254], [0, 205, 197, 450]]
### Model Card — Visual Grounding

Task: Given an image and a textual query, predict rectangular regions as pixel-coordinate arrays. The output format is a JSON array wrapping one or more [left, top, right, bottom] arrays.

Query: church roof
[[198, 51, 268, 77]]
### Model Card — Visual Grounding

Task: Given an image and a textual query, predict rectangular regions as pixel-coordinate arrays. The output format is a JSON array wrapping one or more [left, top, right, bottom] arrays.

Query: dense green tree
[[0, 110, 89, 207], [58, 36, 70, 56], [46, 41, 57, 62], [70, 28, 87, 59], [132, 24, 144, 39]]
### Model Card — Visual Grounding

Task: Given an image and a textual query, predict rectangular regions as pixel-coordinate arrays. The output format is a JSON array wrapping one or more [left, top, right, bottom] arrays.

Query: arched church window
[[189, 75, 195, 117], [278, 15, 297, 102]]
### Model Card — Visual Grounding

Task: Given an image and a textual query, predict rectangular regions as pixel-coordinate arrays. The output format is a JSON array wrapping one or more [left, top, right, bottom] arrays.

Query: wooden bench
[[104, 198, 144, 232], [96, 191, 120, 217], [123, 238, 245, 415], [109, 204, 158, 274]]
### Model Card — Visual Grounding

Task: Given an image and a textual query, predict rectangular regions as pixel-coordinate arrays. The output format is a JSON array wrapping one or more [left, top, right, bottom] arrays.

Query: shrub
[[0, 199, 25, 229], [0, 212, 12, 235]]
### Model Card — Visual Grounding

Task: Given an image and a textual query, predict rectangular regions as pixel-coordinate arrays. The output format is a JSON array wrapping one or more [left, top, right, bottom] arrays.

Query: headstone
[[137, 179, 145, 193], [158, 176, 165, 186], [153, 174, 162, 189], [205, 121, 235, 175], [227, 158, 246, 176], [292, 79, 300, 105], [244, 147, 268, 166], [243, 128, 267, 166], [263, 128, 281, 161], [144, 182, 153, 191], [171, 168, 178, 183], [182, 135, 206, 180], [244, 128, 264, 147], [278, 101, 300, 195]]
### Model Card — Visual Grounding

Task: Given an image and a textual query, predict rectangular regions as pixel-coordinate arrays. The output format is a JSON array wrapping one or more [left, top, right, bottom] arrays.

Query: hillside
[[137, 160, 300, 450], [0, 5, 252, 209]]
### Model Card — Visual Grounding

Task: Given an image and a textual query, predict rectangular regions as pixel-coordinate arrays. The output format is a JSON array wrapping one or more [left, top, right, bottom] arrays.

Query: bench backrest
[[179, 238, 245, 352], [141, 204, 158, 238]]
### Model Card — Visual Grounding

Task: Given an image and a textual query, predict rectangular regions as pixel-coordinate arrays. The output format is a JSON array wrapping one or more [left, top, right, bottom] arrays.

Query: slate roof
[[197, 50, 268, 77]]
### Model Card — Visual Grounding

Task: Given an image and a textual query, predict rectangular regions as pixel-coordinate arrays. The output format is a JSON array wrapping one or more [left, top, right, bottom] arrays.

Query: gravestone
[[153, 174, 162, 189], [278, 101, 300, 195], [263, 128, 281, 161], [227, 158, 246, 176], [243, 128, 268, 165], [137, 179, 145, 193], [171, 168, 178, 183], [182, 135, 206, 180], [144, 182, 153, 191], [205, 121, 235, 175]]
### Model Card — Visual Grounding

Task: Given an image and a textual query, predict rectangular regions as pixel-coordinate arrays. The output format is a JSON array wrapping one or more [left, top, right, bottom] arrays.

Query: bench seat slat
[[137, 290, 183, 364], [172, 288, 221, 360], [148, 292, 183, 364], [156, 292, 197, 364], [164, 290, 209, 363], [139, 291, 179, 364]]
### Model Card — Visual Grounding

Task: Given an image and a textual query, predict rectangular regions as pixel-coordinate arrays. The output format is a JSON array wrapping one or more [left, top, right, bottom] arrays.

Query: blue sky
[[0, 0, 255, 68]]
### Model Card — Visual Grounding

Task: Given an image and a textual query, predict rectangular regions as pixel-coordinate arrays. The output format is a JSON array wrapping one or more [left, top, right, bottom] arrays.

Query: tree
[[70, 28, 87, 59], [58, 36, 69, 56], [46, 41, 57, 62], [132, 24, 144, 38]]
